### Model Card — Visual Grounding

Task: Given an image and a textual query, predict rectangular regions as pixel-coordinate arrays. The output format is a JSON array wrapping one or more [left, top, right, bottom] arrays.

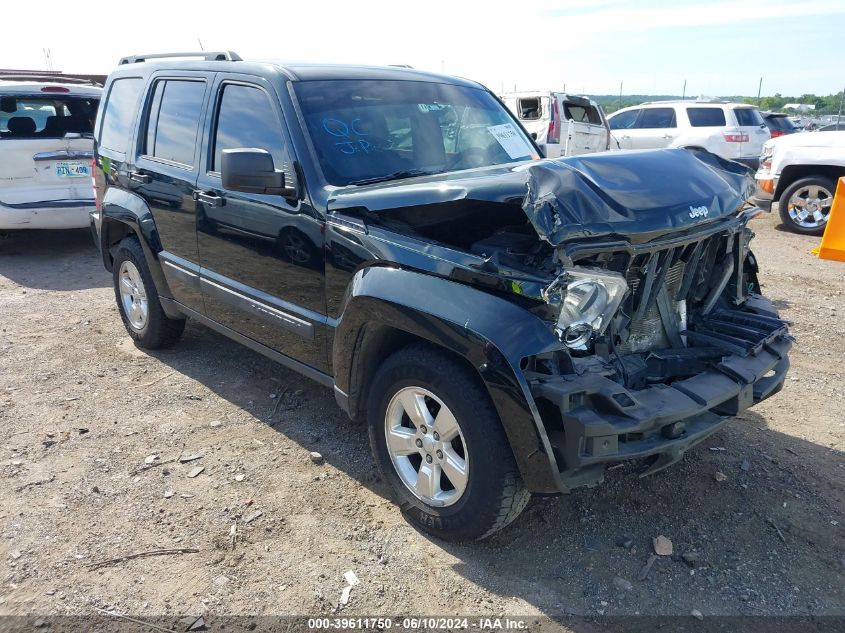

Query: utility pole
[[619, 81, 623, 110], [757, 77, 763, 106], [197, 38, 204, 51], [682, 79, 687, 100], [837, 84, 844, 130]]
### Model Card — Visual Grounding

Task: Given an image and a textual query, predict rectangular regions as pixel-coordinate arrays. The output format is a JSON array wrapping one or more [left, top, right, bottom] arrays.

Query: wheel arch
[[100, 187, 175, 307], [775, 165, 845, 200], [333, 266, 565, 494]]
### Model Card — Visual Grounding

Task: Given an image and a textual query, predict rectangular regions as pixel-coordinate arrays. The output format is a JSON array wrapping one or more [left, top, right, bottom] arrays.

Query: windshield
[[293, 79, 537, 186]]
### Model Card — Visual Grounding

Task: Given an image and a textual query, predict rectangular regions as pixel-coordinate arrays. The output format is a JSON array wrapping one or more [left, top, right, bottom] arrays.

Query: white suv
[[0, 76, 101, 230], [607, 100, 770, 168]]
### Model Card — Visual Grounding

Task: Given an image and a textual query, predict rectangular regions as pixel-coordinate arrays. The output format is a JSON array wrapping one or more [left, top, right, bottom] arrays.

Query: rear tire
[[367, 343, 530, 541], [778, 176, 836, 236], [112, 237, 185, 349]]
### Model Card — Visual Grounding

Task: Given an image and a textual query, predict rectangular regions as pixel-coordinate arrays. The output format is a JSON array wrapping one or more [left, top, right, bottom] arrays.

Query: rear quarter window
[[99, 78, 144, 154], [686, 107, 727, 127], [734, 108, 764, 126]]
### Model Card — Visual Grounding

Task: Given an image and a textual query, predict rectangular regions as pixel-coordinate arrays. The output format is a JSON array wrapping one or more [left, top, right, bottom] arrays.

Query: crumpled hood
[[327, 148, 756, 246]]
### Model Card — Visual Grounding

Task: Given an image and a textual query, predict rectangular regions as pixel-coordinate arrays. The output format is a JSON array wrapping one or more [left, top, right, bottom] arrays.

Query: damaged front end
[[517, 150, 792, 490], [329, 148, 791, 493], [529, 218, 790, 490]]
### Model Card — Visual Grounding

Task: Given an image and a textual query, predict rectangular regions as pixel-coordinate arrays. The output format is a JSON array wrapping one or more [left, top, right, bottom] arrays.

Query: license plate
[[56, 161, 90, 178]]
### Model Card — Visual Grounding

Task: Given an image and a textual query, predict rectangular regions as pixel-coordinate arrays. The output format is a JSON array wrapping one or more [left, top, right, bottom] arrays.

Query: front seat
[[410, 112, 446, 170]]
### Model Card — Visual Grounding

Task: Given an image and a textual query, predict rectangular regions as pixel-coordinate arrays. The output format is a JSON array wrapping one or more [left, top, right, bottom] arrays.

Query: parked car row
[[6, 69, 840, 239]]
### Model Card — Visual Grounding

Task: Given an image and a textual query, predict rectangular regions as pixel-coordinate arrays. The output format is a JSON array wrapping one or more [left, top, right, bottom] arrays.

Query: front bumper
[[529, 301, 791, 491], [753, 173, 777, 210]]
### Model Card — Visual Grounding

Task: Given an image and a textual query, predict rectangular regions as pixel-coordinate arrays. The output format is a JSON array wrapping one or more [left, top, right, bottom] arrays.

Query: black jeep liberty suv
[[91, 51, 791, 541]]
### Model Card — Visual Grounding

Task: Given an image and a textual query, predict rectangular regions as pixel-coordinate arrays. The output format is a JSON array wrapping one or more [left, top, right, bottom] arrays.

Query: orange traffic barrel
[[816, 177, 845, 262]]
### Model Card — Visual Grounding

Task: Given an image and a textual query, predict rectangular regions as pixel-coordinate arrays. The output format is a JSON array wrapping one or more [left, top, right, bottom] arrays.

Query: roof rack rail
[[118, 51, 242, 65], [0, 74, 101, 86]]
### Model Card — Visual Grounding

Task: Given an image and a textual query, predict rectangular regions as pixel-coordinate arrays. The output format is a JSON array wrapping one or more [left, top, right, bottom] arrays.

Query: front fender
[[100, 187, 175, 306], [334, 266, 565, 493]]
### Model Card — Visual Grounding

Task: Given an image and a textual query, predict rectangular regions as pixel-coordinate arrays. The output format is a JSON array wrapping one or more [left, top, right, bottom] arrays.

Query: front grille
[[618, 230, 736, 354], [621, 259, 686, 353]]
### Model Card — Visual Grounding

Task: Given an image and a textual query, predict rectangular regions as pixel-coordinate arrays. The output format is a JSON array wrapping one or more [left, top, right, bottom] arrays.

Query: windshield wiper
[[350, 169, 439, 186]]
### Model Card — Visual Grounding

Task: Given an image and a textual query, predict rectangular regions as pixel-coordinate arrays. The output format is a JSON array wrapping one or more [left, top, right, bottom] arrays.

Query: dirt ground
[[0, 211, 843, 628]]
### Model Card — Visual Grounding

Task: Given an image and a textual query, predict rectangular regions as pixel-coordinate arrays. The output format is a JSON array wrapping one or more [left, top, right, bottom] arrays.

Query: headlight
[[759, 143, 774, 168], [543, 268, 628, 351]]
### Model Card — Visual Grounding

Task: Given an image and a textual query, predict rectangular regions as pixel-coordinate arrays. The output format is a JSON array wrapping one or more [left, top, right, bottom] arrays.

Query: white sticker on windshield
[[487, 123, 531, 159]]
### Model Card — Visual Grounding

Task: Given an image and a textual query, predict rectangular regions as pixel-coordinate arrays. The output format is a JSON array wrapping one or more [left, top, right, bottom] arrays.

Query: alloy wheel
[[384, 386, 469, 507], [118, 260, 149, 331], [787, 184, 834, 229]]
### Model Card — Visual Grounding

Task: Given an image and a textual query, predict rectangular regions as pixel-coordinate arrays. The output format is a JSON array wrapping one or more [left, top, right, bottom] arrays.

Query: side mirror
[[221, 148, 296, 198], [530, 132, 538, 140]]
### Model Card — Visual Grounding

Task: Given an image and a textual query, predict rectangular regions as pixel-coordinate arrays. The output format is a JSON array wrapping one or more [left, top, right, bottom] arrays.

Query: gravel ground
[[0, 211, 843, 627]]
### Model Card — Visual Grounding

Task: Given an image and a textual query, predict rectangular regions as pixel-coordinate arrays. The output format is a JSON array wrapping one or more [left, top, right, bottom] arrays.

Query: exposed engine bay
[[329, 148, 786, 394]]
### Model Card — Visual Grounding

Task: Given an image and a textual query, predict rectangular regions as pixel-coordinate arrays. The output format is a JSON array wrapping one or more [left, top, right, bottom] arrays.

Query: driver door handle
[[193, 190, 225, 207]]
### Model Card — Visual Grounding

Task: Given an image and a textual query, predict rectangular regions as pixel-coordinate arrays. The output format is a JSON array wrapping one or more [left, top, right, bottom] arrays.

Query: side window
[[687, 107, 727, 127], [517, 98, 542, 120], [734, 108, 763, 126], [144, 79, 206, 166], [99, 78, 144, 154], [635, 108, 676, 129], [608, 109, 639, 130], [212, 84, 287, 172]]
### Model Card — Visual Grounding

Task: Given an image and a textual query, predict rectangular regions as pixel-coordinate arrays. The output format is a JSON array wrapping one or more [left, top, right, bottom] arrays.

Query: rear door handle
[[129, 171, 151, 184], [662, 134, 675, 139], [193, 191, 225, 207]]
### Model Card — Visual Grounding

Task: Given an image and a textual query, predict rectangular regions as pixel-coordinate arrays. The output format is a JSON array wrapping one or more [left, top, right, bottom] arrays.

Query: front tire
[[368, 343, 530, 541], [778, 176, 836, 236], [112, 237, 185, 349]]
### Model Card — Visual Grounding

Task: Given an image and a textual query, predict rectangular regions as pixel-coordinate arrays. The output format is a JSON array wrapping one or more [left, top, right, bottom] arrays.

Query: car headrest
[[7, 116, 36, 136]]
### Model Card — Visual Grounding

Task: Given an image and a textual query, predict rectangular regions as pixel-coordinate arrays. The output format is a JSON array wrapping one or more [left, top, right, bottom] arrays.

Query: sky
[[3, 0, 844, 97]]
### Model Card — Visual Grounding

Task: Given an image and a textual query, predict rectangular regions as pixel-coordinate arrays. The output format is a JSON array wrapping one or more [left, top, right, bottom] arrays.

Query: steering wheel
[[448, 147, 489, 170]]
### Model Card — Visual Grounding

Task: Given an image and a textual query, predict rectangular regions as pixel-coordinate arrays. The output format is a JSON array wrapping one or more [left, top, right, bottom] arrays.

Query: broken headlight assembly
[[543, 268, 628, 351]]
